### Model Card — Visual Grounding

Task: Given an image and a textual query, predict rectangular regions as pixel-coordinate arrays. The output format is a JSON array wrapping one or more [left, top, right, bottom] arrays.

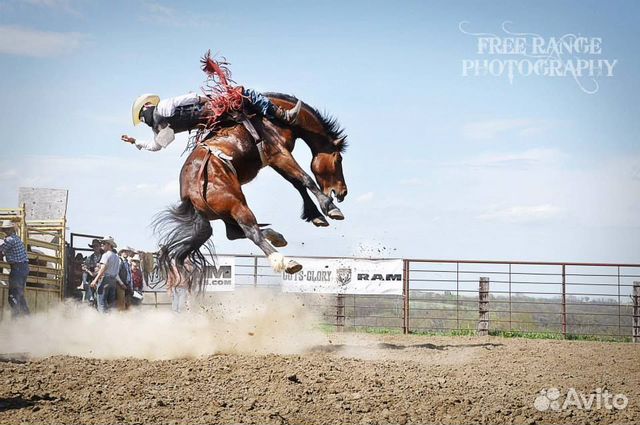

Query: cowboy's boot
[[273, 99, 302, 125]]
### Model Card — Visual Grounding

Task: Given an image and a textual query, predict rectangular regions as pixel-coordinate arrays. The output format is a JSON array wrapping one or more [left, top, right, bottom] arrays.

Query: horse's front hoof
[[312, 217, 329, 227], [327, 208, 344, 220], [264, 229, 288, 247], [285, 261, 303, 274]]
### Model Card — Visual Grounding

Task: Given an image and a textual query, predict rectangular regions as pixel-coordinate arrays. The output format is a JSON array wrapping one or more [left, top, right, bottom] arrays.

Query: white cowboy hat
[[0, 220, 16, 229], [99, 236, 118, 249], [130, 254, 141, 262], [132, 93, 160, 126]]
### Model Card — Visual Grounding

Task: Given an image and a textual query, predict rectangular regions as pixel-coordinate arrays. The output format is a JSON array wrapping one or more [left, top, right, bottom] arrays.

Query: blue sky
[[0, 0, 638, 263]]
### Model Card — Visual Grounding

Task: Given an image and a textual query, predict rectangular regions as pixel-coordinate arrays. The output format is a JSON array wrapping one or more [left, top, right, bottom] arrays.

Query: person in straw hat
[[121, 89, 301, 152], [120, 53, 302, 152], [0, 220, 30, 317], [89, 236, 121, 313]]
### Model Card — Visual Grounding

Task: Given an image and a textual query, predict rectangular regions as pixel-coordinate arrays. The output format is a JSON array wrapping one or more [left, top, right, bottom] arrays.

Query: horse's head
[[265, 93, 349, 202], [310, 135, 348, 202]]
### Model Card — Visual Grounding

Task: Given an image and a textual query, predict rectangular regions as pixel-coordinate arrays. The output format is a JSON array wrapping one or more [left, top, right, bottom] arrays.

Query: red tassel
[[196, 51, 247, 143], [200, 50, 231, 87]]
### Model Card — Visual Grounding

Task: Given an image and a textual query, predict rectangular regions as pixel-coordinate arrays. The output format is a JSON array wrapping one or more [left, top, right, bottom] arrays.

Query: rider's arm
[[134, 126, 176, 151], [155, 92, 201, 116]]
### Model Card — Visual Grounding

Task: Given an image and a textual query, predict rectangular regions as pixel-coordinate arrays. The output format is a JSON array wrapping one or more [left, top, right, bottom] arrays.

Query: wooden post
[[336, 293, 345, 332], [562, 264, 567, 338], [253, 256, 258, 287], [403, 260, 410, 334], [633, 281, 640, 343], [477, 277, 490, 336]]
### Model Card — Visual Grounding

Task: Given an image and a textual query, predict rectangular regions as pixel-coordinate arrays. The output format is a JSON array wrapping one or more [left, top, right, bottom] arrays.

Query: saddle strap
[[240, 117, 267, 168], [195, 145, 238, 215], [196, 146, 213, 211]]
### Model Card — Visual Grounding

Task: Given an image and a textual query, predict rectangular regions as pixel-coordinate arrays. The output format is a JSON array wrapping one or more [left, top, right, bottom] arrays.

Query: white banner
[[204, 256, 235, 292], [282, 258, 403, 295]]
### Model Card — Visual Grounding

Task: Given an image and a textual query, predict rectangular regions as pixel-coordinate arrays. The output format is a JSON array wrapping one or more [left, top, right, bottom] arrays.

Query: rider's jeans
[[242, 88, 277, 118]]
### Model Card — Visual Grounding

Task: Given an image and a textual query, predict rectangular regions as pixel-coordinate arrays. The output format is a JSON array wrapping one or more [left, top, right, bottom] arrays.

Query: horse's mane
[[264, 92, 347, 152]]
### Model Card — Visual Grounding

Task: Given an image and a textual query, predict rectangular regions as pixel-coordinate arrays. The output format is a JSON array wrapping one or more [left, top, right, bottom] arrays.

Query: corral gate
[[0, 202, 66, 319]]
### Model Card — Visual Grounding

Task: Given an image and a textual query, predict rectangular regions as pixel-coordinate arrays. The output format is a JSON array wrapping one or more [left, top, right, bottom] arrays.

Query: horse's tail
[[152, 198, 214, 291]]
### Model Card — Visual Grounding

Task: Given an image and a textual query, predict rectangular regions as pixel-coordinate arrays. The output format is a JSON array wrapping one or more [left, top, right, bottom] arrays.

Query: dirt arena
[[1, 332, 638, 425]]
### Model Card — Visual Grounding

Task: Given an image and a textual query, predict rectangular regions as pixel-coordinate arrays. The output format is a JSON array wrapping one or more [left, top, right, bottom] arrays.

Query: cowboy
[[78, 238, 103, 304], [0, 220, 30, 317], [90, 236, 121, 313], [121, 89, 302, 152]]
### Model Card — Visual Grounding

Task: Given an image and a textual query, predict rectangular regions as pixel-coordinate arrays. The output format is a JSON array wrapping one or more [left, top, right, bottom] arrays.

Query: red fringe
[[198, 51, 245, 136]]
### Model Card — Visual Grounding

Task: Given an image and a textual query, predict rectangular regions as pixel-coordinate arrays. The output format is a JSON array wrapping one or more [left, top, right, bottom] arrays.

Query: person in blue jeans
[[121, 89, 302, 152], [167, 258, 191, 313], [0, 220, 30, 317], [90, 236, 121, 313]]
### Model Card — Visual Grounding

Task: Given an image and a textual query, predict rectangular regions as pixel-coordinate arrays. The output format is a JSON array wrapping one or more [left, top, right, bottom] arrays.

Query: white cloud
[[0, 25, 85, 57], [161, 180, 180, 195], [399, 177, 426, 186], [464, 148, 562, 168], [462, 118, 547, 140], [0, 154, 183, 251], [18, 0, 81, 15], [0, 169, 18, 180], [478, 204, 564, 224], [355, 191, 374, 203], [139, 0, 209, 28]]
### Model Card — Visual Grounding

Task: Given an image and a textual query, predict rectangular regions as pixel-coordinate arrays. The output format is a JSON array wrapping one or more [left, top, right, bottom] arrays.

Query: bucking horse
[[154, 92, 348, 280]]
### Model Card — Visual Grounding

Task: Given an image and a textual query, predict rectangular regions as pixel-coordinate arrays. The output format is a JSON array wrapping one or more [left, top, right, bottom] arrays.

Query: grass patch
[[318, 324, 631, 342]]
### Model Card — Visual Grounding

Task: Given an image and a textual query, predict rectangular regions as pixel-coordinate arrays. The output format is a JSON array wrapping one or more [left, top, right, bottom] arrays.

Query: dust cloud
[[0, 288, 326, 360]]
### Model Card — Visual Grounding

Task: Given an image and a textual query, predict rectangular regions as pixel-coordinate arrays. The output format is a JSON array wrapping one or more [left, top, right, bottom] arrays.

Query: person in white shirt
[[90, 237, 121, 313], [121, 89, 302, 152]]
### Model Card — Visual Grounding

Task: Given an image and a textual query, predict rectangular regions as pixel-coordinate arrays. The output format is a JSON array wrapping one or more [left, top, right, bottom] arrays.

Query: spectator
[[72, 252, 84, 299], [79, 239, 103, 305], [130, 254, 144, 306], [117, 247, 133, 310], [166, 258, 192, 313], [0, 220, 30, 317], [90, 236, 121, 313]]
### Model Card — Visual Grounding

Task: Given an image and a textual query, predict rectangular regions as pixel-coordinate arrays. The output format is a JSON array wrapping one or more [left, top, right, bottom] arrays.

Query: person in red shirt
[[130, 255, 144, 306]]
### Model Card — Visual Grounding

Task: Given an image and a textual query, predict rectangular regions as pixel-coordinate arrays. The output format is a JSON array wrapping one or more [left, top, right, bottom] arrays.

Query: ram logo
[[336, 268, 352, 286], [357, 273, 402, 281]]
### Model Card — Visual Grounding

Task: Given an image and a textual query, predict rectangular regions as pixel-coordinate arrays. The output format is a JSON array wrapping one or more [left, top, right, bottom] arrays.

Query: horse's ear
[[333, 136, 347, 151]]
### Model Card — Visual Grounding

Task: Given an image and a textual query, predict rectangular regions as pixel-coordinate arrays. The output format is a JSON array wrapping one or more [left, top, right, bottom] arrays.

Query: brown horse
[[155, 93, 347, 276]]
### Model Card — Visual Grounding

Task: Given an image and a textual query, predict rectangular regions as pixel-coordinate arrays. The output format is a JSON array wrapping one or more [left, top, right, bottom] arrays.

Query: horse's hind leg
[[229, 203, 301, 273], [224, 219, 288, 247], [154, 198, 213, 281]]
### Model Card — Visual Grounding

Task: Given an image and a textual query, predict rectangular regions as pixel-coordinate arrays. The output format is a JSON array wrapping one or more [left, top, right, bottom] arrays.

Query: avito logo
[[207, 265, 232, 285]]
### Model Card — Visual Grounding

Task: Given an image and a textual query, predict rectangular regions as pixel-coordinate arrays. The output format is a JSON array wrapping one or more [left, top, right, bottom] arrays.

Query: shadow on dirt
[[308, 342, 504, 353], [0, 394, 57, 412], [0, 353, 30, 364]]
